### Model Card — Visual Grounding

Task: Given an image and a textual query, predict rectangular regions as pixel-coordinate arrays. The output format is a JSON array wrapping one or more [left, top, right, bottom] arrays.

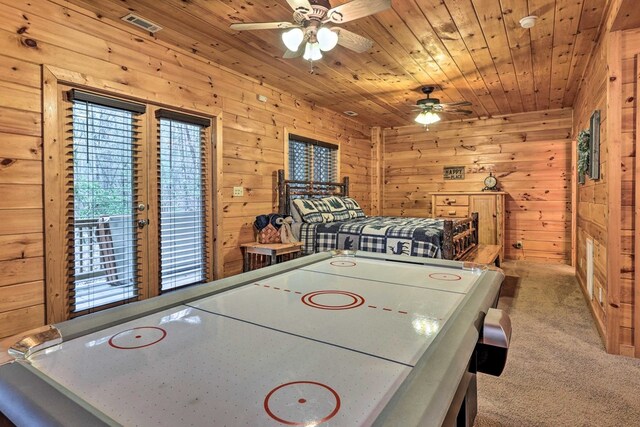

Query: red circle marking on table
[[330, 261, 357, 267], [264, 381, 341, 426], [108, 327, 167, 350], [428, 272, 462, 281], [301, 290, 365, 310]]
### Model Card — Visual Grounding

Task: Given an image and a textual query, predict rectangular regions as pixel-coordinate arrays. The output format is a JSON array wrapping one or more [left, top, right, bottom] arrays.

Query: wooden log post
[[471, 212, 479, 246], [278, 169, 286, 215], [442, 220, 454, 260]]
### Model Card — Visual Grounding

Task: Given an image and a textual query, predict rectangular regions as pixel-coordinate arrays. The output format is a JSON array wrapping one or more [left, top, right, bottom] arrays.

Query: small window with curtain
[[288, 134, 338, 182], [156, 110, 210, 291]]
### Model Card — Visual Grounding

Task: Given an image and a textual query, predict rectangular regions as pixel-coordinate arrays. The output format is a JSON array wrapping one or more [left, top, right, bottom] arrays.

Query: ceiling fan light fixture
[[303, 42, 323, 61], [317, 27, 339, 51], [282, 27, 304, 51], [415, 111, 441, 126]]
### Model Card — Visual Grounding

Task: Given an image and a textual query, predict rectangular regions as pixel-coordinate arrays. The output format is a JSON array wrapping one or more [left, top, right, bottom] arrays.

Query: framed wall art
[[443, 166, 465, 180]]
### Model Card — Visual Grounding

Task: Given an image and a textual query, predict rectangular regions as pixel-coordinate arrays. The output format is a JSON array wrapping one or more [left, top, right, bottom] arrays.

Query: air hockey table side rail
[[0, 251, 510, 427]]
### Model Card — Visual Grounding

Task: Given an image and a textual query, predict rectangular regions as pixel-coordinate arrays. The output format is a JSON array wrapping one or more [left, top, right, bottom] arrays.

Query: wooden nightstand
[[241, 242, 304, 272], [430, 191, 506, 263]]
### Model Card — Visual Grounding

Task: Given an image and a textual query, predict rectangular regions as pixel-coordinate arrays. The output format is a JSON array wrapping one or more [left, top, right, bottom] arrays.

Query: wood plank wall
[[619, 28, 639, 356], [0, 0, 373, 338], [382, 109, 573, 263], [573, 18, 609, 340], [573, 0, 640, 356]]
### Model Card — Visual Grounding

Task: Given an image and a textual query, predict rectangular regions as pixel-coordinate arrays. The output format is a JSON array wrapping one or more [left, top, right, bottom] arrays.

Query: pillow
[[323, 196, 351, 221], [292, 198, 329, 223], [289, 197, 303, 223], [342, 197, 366, 219], [292, 196, 350, 223]]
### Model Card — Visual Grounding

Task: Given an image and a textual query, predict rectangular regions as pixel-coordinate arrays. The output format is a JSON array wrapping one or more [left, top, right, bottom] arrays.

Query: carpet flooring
[[475, 261, 640, 427]]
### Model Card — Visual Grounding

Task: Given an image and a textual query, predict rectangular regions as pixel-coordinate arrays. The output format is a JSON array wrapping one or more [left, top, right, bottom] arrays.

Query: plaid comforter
[[298, 216, 444, 258]]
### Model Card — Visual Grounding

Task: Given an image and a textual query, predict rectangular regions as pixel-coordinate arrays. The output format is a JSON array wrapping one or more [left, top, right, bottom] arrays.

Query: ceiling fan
[[229, 0, 391, 61], [412, 86, 473, 126]]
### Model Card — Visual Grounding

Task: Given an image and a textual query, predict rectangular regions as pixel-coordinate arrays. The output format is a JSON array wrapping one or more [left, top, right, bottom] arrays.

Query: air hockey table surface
[[0, 251, 506, 427]]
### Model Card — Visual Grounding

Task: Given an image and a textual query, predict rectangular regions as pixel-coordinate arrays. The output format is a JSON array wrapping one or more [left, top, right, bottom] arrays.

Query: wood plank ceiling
[[65, 0, 609, 127]]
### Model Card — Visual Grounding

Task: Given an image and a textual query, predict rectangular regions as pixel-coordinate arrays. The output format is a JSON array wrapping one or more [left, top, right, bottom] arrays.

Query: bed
[[277, 170, 478, 261]]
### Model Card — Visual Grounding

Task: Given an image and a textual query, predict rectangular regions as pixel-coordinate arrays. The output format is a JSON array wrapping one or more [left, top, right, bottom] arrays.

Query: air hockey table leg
[[442, 359, 477, 427]]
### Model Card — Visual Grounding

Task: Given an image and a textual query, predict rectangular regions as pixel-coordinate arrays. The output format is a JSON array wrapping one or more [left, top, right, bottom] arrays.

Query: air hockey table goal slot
[[476, 308, 511, 377]]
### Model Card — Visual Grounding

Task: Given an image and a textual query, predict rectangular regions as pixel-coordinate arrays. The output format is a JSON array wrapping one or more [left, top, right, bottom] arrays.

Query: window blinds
[[157, 111, 209, 291], [288, 135, 338, 182], [67, 95, 143, 315]]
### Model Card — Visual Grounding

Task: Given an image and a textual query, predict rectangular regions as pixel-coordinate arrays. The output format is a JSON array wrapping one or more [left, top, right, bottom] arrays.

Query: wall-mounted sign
[[443, 166, 465, 180]]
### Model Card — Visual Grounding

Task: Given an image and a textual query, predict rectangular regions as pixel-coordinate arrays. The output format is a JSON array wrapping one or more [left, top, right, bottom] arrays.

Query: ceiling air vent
[[343, 111, 358, 117], [121, 13, 162, 33]]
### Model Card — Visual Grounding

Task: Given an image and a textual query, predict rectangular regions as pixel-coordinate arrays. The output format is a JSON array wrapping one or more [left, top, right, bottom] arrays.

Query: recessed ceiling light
[[519, 16, 538, 29], [343, 111, 358, 117]]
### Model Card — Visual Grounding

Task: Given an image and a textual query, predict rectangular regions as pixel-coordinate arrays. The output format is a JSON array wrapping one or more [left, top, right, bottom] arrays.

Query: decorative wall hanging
[[443, 166, 465, 180], [577, 129, 590, 185]]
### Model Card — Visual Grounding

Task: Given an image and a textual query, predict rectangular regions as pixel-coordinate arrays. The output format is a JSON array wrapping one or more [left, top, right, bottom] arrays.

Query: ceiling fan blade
[[286, 0, 313, 16], [440, 100, 473, 107], [327, 0, 391, 24], [334, 28, 374, 53], [439, 106, 473, 113], [441, 109, 474, 115], [230, 22, 298, 31]]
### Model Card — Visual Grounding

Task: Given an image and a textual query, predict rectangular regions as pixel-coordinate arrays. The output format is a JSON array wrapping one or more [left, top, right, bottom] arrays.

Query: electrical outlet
[[233, 186, 244, 197]]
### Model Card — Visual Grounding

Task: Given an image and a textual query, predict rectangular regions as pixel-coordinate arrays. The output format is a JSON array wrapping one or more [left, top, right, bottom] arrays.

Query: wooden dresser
[[431, 191, 506, 262]]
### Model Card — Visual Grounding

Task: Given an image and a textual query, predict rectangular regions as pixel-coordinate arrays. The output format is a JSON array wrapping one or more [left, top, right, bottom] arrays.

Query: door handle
[[137, 219, 150, 229]]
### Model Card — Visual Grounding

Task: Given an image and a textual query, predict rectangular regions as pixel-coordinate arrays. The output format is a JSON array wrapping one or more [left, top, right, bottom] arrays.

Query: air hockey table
[[0, 251, 510, 427]]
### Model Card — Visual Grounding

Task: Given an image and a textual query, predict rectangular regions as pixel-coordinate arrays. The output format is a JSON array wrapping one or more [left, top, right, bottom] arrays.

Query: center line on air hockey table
[[255, 284, 410, 315]]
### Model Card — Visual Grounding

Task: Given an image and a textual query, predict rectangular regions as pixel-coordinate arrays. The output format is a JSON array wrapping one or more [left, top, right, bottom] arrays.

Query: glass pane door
[[158, 118, 206, 291], [71, 101, 140, 312]]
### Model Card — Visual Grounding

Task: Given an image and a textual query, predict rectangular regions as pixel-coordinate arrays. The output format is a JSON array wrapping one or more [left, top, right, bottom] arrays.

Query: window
[[68, 91, 145, 314], [60, 89, 214, 317], [288, 135, 338, 182], [157, 111, 210, 291]]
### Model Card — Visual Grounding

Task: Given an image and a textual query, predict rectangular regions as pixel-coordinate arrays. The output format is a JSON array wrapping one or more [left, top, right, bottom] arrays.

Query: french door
[[63, 88, 213, 317]]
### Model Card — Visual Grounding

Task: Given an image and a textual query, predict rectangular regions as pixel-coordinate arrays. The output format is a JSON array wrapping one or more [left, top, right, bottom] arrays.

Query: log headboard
[[277, 169, 349, 216]]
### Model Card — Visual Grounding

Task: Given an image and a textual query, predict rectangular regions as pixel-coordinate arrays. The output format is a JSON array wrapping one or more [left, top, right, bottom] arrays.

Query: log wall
[[619, 28, 639, 357], [0, 0, 373, 338], [573, 15, 610, 342], [573, 1, 639, 356], [382, 109, 573, 263]]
